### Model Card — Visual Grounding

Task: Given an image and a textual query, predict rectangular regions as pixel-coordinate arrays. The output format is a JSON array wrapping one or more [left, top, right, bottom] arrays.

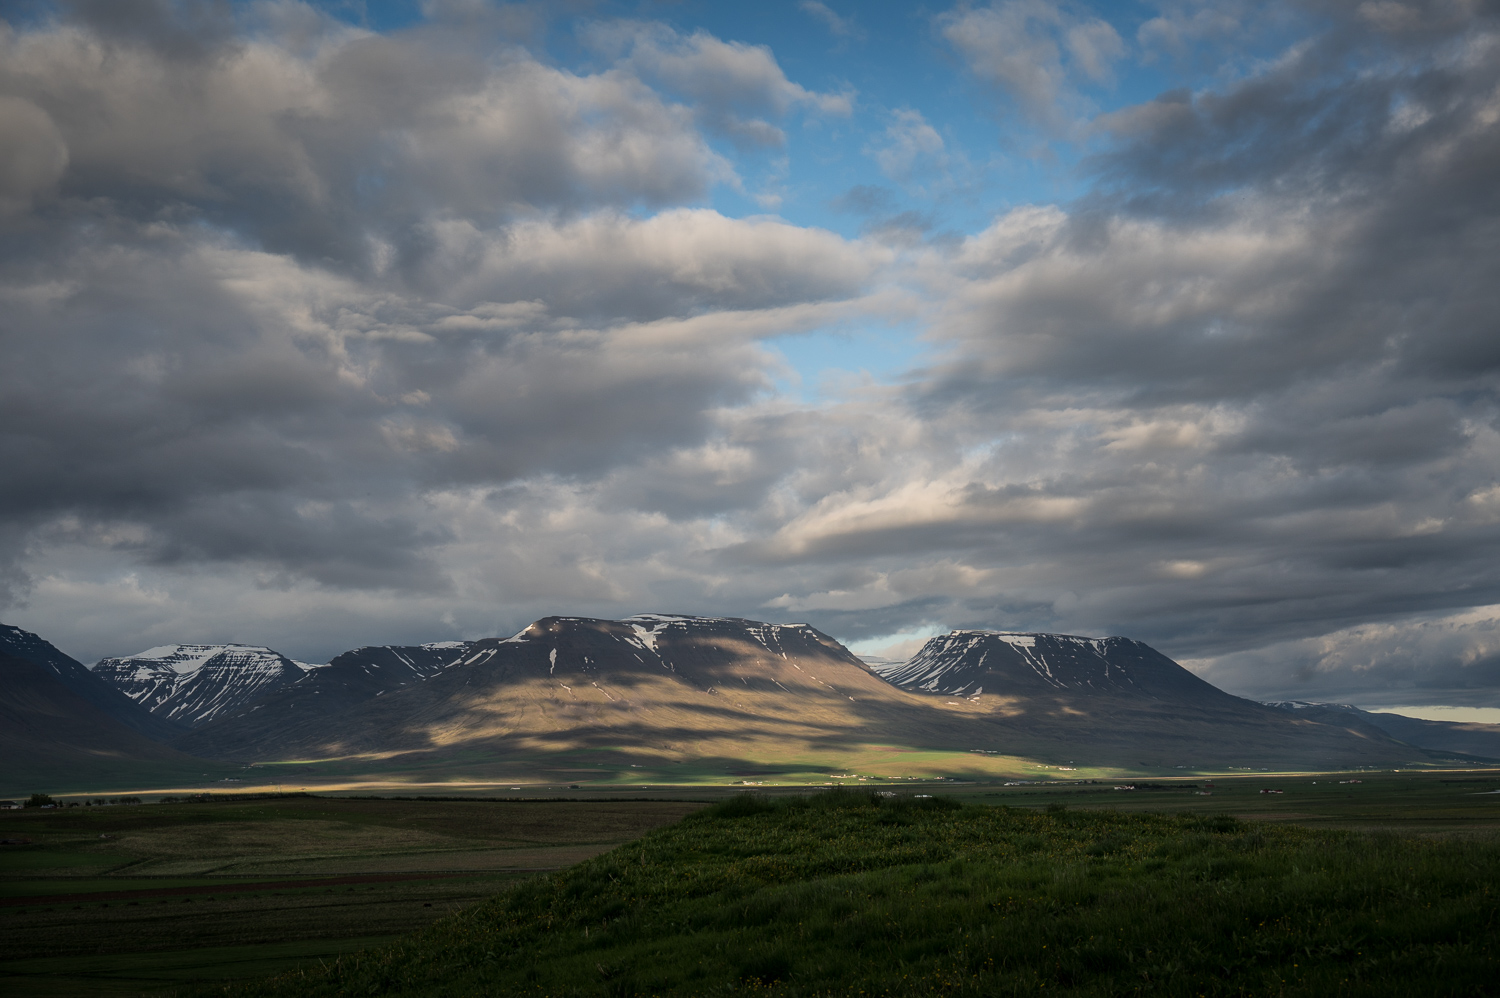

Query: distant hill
[[0, 623, 184, 742], [92, 644, 310, 726], [1264, 701, 1500, 761], [175, 616, 1423, 773]]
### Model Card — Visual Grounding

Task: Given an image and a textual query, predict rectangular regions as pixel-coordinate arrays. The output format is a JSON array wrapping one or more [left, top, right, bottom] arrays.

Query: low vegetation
[[0, 796, 700, 995], [214, 789, 1499, 997]]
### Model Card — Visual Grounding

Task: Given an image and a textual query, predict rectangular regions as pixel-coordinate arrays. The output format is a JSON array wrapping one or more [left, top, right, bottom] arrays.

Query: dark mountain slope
[[175, 641, 473, 758], [0, 623, 185, 742], [0, 649, 209, 790]]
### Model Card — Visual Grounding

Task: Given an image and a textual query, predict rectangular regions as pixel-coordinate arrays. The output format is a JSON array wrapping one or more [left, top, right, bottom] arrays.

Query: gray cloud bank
[[2, 1, 1499, 708]]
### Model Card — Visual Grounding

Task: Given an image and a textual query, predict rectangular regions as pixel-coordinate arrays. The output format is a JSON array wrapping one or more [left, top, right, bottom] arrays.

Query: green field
[[4, 774, 1498, 996]]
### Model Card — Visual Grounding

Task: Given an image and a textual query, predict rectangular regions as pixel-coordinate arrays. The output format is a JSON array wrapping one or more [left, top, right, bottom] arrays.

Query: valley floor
[[0, 773, 1495, 995]]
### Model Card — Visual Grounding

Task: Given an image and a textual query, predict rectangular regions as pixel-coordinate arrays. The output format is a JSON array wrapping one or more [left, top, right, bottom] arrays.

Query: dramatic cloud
[[2, 1, 1499, 712], [1189, 605, 1500, 706], [0, 4, 876, 643], [0, 5, 732, 268]]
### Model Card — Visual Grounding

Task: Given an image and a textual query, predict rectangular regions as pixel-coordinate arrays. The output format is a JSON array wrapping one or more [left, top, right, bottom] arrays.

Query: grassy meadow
[[216, 785, 1500, 998]]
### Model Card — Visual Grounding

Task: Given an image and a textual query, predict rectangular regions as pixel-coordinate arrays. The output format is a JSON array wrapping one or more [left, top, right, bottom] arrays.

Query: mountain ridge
[[1264, 701, 1500, 761], [871, 630, 1243, 707]]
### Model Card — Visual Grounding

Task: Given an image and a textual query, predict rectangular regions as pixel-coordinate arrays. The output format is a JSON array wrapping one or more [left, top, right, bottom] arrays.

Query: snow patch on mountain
[[92, 644, 307, 727], [1263, 699, 1361, 711], [627, 620, 671, 653], [872, 630, 1144, 697]]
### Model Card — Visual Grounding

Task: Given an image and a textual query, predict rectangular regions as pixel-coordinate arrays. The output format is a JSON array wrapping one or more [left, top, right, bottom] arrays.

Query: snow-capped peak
[[110, 643, 282, 676], [92, 643, 306, 726]]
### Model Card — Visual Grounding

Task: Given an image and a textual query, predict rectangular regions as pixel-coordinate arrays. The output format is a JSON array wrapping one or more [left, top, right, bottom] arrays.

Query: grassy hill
[[220, 790, 1500, 997]]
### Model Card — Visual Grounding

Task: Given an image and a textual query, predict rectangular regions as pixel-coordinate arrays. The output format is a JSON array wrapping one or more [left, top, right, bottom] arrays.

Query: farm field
[[948, 769, 1500, 836], [0, 796, 703, 996]]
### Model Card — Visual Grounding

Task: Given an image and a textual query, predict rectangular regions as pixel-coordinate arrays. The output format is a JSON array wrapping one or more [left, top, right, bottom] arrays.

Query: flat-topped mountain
[[872, 630, 1245, 706], [92, 644, 309, 727], [177, 615, 1421, 773]]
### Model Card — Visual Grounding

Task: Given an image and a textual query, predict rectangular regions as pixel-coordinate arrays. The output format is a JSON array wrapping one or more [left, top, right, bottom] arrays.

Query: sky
[[1, 0, 1499, 709]]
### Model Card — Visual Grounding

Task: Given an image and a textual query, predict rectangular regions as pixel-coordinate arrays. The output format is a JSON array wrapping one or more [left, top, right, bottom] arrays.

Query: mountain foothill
[[3, 614, 1497, 792]]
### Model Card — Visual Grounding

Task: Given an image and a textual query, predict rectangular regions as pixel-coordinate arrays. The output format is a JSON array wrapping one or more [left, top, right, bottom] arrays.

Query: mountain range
[[4, 614, 1497, 792]]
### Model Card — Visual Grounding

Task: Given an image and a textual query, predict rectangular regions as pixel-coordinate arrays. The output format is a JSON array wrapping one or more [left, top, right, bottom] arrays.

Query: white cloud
[[1136, 1, 1249, 59], [939, 1, 1124, 127], [0, 95, 68, 212], [868, 108, 948, 185], [583, 21, 852, 149], [0, 12, 736, 268], [433, 208, 885, 318], [800, 2, 862, 40]]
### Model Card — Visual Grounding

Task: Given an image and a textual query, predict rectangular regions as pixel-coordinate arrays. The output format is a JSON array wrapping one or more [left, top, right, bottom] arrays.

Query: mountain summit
[[872, 630, 1239, 706], [92, 644, 309, 727]]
